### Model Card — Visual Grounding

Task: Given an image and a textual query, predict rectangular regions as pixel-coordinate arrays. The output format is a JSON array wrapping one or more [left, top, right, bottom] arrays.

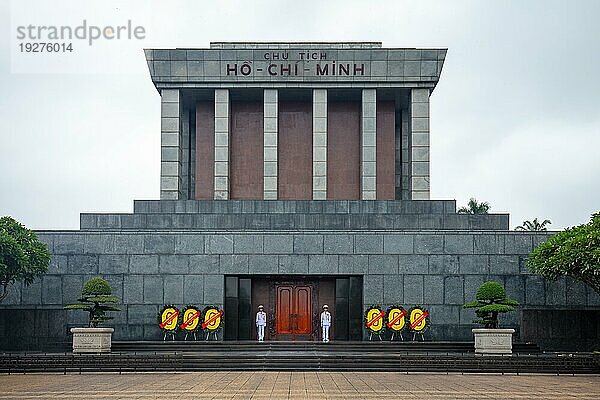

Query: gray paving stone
[[383, 235, 413, 254], [423, 275, 444, 305], [338, 255, 368, 274], [444, 235, 474, 254], [504, 234, 533, 255], [48, 255, 68, 274], [504, 275, 525, 303], [128, 304, 158, 325], [205, 235, 234, 254], [123, 275, 144, 304], [458, 255, 488, 274], [114, 235, 145, 254], [175, 235, 205, 253], [525, 275, 546, 305], [278, 255, 309, 274], [220, 255, 249, 274], [489, 255, 519, 274], [263, 235, 294, 254], [144, 235, 175, 254], [368, 255, 398, 274], [203, 275, 224, 304], [294, 235, 323, 254], [398, 255, 428, 274], [474, 234, 504, 254], [444, 276, 464, 305], [159, 255, 189, 274], [545, 277, 566, 306], [143, 276, 163, 304], [414, 235, 443, 254], [324, 235, 353, 254], [363, 275, 384, 304], [249, 255, 279, 274], [129, 255, 159, 274], [164, 275, 184, 304], [403, 275, 424, 304], [308, 255, 339, 274], [383, 275, 403, 304], [429, 305, 460, 325], [233, 235, 264, 254], [54, 234, 84, 255], [20, 278, 41, 305], [184, 275, 204, 305], [428, 255, 459, 274], [99, 255, 129, 274], [354, 235, 383, 254], [189, 255, 219, 274], [67, 255, 98, 274]]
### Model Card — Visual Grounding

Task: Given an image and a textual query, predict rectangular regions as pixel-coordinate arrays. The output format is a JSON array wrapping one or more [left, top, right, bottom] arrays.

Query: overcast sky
[[0, 0, 598, 231]]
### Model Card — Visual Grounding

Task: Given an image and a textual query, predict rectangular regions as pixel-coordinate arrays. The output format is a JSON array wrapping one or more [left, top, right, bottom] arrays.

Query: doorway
[[275, 284, 312, 340]]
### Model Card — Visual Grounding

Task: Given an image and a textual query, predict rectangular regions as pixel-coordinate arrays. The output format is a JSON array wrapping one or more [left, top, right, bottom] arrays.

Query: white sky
[[0, 0, 598, 230]]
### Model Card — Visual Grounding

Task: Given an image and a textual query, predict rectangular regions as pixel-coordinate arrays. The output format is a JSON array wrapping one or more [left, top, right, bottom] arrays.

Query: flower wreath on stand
[[158, 304, 180, 341], [364, 305, 386, 341], [407, 305, 430, 341], [385, 305, 407, 341], [201, 305, 224, 341], [179, 305, 202, 341]]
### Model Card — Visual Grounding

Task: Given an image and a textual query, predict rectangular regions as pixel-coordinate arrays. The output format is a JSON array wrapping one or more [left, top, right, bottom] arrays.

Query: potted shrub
[[463, 281, 519, 355], [64, 277, 121, 353]]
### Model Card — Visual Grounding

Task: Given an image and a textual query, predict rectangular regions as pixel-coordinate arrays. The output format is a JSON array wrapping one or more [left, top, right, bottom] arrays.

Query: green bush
[[464, 281, 519, 329], [64, 277, 121, 327]]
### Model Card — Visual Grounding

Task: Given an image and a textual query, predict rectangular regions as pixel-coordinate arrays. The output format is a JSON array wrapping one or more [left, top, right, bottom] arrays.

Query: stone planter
[[473, 328, 515, 355], [71, 327, 114, 353]]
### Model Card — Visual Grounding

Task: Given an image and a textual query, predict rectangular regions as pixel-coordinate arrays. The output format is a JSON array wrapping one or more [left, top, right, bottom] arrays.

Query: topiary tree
[[527, 213, 600, 296], [463, 281, 519, 329], [64, 277, 121, 327], [0, 216, 51, 302]]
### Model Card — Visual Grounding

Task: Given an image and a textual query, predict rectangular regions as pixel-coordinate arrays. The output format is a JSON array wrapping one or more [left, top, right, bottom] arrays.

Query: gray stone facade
[[2, 200, 597, 346]]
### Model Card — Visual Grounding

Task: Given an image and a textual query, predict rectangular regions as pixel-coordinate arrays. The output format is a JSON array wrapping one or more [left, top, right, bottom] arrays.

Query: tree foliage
[[463, 281, 519, 329], [527, 213, 600, 296], [516, 218, 552, 231], [457, 198, 490, 214], [0, 216, 51, 303], [64, 277, 121, 327]]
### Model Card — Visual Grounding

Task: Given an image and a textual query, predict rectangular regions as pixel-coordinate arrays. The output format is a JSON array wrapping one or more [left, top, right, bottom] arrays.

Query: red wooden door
[[276, 285, 312, 339]]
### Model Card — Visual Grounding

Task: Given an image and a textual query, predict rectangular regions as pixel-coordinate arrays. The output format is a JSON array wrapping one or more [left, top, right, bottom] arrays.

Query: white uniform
[[256, 310, 267, 341], [320, 310, 331, 342]]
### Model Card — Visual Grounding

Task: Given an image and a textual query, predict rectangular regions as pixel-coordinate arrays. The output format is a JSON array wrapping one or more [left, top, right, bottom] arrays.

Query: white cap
[[258, 304, 264, 309], [323, 304, 328, 309]]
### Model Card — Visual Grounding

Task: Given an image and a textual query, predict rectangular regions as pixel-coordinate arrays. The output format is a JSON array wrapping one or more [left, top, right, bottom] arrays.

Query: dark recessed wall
[[327, 101, 361, 199], [278, 101, 312, 199], [376, 101, 396, 200], [230, 101, 264, 199], [195, 101, 215, 200]]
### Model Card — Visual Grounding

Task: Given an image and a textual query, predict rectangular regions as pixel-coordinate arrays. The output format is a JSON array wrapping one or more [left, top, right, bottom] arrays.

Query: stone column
[[361, 89, 377, 200], [214, 89, 230, 200], [160, 89, 182, 200], [312, 89, 327, 200], [263, 89, 278, 200], [410, 88, 430, 200]]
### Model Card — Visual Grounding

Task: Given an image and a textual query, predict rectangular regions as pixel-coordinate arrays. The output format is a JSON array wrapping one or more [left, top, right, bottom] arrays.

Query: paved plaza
[[0, 372, 598, 399]]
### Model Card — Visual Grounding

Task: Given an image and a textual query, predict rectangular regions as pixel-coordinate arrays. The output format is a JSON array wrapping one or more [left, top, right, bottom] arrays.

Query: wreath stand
[[368, 331, 383, 341], [184, 332, 198, 341], [205, 330, 218, 341], [163, 331, 176, 341], [412, 331, 426, 341], [390, 331, 404, 341]]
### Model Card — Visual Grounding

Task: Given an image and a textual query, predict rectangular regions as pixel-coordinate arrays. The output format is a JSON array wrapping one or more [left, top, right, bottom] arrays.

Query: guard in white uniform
[[320, 304, 331, 342], [256, 305, 267, 342]]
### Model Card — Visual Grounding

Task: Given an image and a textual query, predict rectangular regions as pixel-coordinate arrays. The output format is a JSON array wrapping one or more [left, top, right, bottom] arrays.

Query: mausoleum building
[[1, 42, 597, 350]]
